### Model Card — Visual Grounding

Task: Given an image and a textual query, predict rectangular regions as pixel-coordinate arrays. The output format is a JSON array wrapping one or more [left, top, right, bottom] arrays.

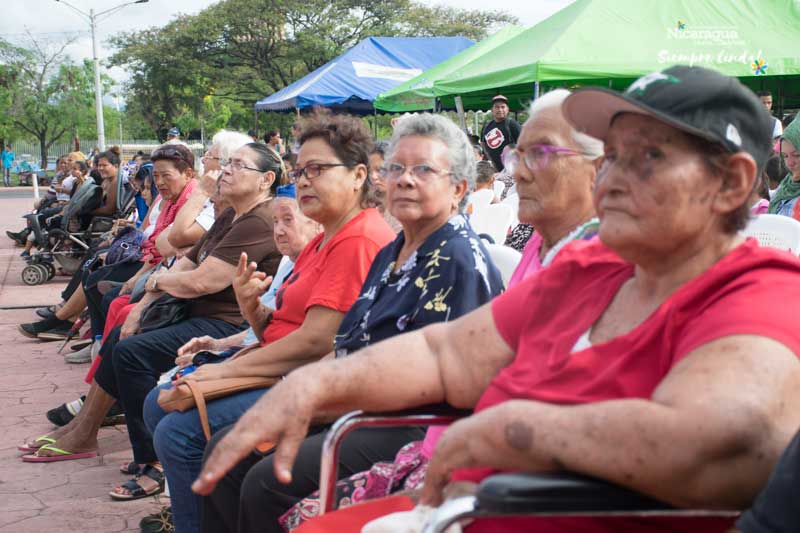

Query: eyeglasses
[[287, 163, 349, 183], [502, 144, 589, 172], [378, 163, 454, 182], [223, 159, 264, 173]]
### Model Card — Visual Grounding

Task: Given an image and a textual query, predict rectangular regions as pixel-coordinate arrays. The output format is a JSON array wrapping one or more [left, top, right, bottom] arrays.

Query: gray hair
[[529, 89, 604, 159], [388, 113, 476, 210], [211, 130, 254, 160]]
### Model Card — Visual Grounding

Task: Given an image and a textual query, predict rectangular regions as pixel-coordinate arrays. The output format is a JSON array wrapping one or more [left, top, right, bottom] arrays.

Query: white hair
[[528, 89, 604, 159], [211, 130, 254, 160]]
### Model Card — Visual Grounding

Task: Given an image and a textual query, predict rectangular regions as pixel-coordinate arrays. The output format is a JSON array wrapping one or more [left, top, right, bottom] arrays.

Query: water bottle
[[90, 335, 102, 362]]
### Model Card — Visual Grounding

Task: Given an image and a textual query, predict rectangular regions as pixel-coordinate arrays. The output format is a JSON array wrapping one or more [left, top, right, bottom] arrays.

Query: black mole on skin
[[505, 420, 534, 451]]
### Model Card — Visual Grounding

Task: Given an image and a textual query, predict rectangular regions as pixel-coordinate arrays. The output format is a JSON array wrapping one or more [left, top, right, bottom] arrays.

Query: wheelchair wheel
[[42, 262, 56, 280], [21, 265, 44, 286], [32, 263, 50, 283]]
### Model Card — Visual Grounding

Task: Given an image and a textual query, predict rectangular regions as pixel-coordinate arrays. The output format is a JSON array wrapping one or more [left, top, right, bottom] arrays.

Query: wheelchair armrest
[[319, 405, 471, 514], [477, 472, 673, 514]]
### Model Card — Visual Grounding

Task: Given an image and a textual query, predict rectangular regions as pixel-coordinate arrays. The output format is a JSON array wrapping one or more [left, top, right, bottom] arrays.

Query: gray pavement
[[0, 196, 165, 532]]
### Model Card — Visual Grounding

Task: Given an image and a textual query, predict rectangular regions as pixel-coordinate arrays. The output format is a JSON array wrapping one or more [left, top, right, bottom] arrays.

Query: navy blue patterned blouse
[[335, 214, 504, 356]]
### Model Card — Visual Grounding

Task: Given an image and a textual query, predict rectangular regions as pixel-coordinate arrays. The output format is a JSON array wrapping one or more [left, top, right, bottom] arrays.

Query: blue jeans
[[144, 383, 270, 533]]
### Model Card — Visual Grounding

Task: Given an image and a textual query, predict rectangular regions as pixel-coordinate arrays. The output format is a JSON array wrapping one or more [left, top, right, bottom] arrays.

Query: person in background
[[764, 153, 789, 199], [481, 94, 520, 172], [472, 143, 485, 163], [2, 144, 15, 186], [768, 115, 800, 219], [474, 160, 498, 200], [248, 129, 259, 142], [757, 90, 783, 141], [282, 152, 296, 177], [166, 127, 182, 144], [264, 130, 285, 155]]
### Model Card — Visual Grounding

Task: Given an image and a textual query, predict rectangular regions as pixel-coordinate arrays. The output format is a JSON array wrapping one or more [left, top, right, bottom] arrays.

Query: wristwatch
[[149, 274, 159, 292]]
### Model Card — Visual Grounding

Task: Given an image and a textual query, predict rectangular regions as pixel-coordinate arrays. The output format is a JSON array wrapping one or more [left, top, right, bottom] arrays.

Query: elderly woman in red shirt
[[195, 66, 800, 533]]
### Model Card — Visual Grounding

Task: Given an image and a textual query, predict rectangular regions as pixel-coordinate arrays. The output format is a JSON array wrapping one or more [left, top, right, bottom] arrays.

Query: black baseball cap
[[562, 65, 774, 170]]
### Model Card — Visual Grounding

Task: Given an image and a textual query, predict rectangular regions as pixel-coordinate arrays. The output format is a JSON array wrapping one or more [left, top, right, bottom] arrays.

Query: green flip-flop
[[22, 444, 98, 463], [17, 435, 56, 453]]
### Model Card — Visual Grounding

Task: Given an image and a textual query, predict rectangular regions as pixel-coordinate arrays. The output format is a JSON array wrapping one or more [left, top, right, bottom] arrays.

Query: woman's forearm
[[481, 398, 771, 509], [283, 325, 449, 416]]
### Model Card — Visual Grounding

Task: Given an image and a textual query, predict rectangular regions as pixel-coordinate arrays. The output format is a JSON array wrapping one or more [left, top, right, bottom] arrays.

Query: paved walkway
[[0, 194, 165, 532]]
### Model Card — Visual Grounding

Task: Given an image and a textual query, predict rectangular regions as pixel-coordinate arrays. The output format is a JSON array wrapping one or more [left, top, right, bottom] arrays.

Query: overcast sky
[[1, 0, 574, 94]]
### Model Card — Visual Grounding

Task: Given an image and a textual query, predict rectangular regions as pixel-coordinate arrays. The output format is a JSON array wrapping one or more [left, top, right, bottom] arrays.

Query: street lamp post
[[54, 0, 149, 151]]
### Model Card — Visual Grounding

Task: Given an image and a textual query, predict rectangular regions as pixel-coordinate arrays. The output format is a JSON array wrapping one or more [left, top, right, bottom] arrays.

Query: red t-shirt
[[455, 238, 800, 533], [261, 208, 395, 345]]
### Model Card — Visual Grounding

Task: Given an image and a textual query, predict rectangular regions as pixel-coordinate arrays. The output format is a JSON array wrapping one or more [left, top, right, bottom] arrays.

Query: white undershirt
[[571, 326, 593, 353]]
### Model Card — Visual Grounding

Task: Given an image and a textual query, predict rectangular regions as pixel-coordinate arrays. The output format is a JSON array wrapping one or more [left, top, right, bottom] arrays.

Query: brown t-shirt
[[185, 199, 282, 324]]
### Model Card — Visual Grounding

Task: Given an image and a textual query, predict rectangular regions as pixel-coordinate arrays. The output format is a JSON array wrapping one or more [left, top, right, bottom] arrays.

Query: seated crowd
[[8, 65, 800, 533]]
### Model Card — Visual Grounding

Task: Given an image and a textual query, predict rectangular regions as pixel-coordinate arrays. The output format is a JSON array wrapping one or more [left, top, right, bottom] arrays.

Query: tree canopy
[[109, 0, 517, 138]]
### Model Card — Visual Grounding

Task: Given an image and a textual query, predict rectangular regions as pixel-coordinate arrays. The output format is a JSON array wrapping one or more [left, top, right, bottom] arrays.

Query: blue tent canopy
[[254, 36, 474, 114]]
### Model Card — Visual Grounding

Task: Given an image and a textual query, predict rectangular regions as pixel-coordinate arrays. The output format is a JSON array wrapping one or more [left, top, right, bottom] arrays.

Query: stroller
[[21, 176, 137, 285]]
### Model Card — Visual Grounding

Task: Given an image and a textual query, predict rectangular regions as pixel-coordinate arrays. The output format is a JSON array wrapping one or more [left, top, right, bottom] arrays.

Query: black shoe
[[32, 319, 75, 341], [6, 230, 25, 245], [36, 306, 56, 319], [46, 397, 125, 427], [140, 506, 173, 533], [18, 316, 64, 339]]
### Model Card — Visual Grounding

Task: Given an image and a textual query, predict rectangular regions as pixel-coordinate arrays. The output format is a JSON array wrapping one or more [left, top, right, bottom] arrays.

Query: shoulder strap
[[186, 380, 211, 440]]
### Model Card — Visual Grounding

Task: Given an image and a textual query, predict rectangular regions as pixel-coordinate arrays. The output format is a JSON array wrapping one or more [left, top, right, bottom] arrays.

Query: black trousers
[[201, 424, 425, 533], [83, 260, 143, 337], [94, 317, 242, 464]]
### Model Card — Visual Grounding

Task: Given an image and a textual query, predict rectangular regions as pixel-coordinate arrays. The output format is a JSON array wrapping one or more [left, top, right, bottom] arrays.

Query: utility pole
[[54, 0, 149, 151]]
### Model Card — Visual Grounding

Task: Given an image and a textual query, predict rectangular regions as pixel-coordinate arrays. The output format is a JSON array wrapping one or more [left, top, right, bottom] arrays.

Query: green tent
[[433, 0, 800, 112], [373, 26, 525, 112]]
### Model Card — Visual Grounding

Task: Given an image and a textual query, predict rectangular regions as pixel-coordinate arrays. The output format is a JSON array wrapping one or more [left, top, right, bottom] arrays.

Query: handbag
[[106, 226, 143, 265], [139, 294, 189, 332], [157, 375, 279, 439]]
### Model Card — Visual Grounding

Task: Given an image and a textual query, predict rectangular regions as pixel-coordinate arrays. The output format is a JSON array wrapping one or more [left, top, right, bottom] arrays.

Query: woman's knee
[[143, 385, 166, 433]]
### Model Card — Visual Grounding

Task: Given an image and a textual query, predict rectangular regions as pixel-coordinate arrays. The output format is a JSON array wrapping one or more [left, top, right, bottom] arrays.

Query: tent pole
[[373, 108, 378, 139], [534, 81, 540, 100], [454, 96, 467, 133]]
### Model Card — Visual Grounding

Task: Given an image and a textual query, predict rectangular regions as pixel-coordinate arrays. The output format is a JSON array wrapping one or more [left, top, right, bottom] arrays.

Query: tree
[[0, 39, 28, 148], [109, 0, 518, 138]]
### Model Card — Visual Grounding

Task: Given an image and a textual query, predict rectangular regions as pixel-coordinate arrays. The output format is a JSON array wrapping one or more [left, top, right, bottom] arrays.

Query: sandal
[[22, 444, 98, 463], [17, 435, 56, 453], [120, 461, 142, 476], [139, 506, 173, 533], [109, 464, 165, 501]]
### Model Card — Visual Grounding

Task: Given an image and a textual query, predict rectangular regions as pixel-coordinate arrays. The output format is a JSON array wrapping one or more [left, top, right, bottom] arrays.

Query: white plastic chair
[[501, 192, 519, 227], [741, 214, 800, 255], [492, 180, 505, 199], [467, 189, 494, 212], [483, 242, 522, 286], [470, 203, 514, 246]]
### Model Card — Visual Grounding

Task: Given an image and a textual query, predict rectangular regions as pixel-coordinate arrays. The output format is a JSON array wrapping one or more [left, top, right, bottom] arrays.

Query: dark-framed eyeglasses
[[287, 163, 349, 183]]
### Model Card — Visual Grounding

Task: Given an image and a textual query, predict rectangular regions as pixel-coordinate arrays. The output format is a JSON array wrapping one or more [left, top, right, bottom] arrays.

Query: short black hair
[[756, 90, 772, 98], [475, 160, 495, 184], [151, 144, 195, 173]]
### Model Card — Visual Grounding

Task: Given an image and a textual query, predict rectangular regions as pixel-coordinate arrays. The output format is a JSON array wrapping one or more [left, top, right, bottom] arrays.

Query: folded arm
[[150, 256, 235, 299]]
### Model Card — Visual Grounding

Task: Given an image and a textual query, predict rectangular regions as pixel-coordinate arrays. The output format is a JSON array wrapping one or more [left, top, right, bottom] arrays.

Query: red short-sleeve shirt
[[455, 238, 800, 533], [261, 208, 395, 345]]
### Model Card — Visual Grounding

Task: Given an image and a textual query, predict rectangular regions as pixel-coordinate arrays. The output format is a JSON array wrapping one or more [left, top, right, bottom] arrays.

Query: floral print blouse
[[334, 214, 504, 356]]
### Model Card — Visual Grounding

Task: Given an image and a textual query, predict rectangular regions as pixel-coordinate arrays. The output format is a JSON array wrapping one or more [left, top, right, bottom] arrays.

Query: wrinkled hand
[[192, 374, 311, 495], [176, 335, 221, 362], [119, 278, 135, 296], [233, 252, 272, 323], [119, 307, 142, 340], [421, 403, 551, 506], [200, 170, 222, 196], [173, 361, 231, 385]]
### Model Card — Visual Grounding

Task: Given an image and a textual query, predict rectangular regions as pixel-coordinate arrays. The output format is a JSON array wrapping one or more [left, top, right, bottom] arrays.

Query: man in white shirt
[[758, 90, 783, 140]]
